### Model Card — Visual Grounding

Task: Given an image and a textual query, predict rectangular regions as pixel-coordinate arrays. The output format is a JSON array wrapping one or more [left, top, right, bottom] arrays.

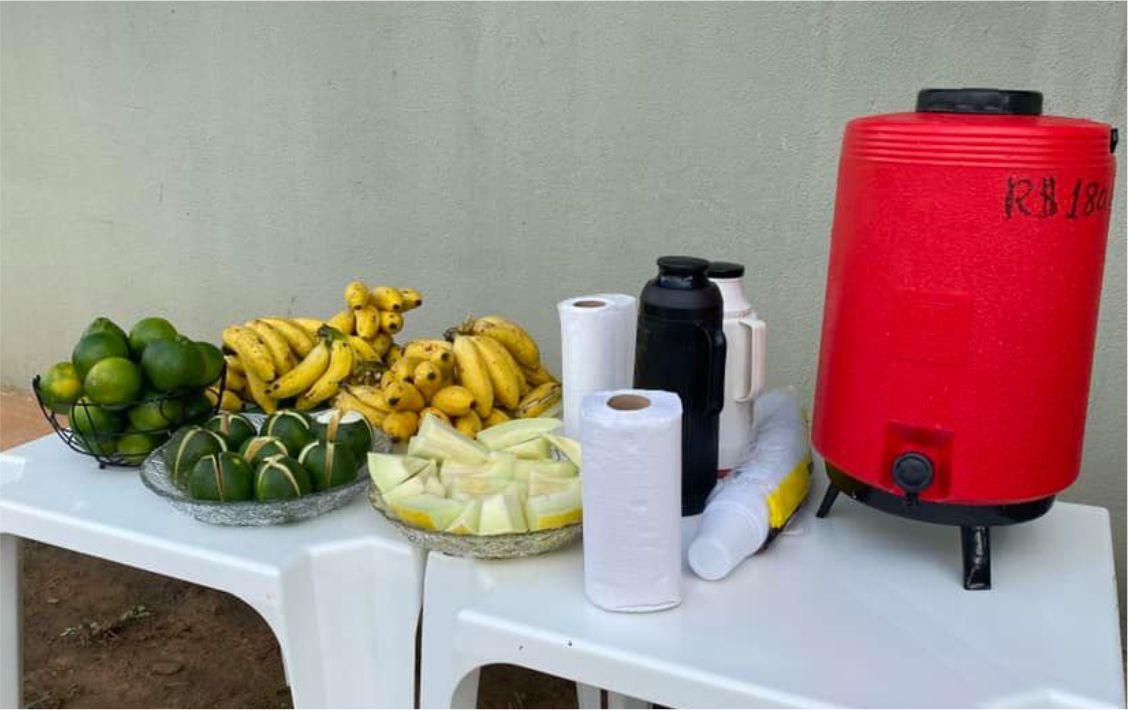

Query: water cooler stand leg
[[960, 525, 991, 590], [815, 484, 839, 518]]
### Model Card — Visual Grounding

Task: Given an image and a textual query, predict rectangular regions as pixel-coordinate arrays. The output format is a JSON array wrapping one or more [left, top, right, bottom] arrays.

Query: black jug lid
[[707, 261, 745, 279], [658, 256, 710, 278], [916, 88, 1042, 116]]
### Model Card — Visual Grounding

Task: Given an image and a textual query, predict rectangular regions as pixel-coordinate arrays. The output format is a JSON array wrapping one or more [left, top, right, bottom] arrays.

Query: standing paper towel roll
[[581, 389, 682, 612], [558, 294, 637, 439]]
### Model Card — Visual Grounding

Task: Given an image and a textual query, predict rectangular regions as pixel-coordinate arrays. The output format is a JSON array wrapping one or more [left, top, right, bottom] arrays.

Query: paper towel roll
[[558, 294, 637, 439], [581, 389, 682, 612]]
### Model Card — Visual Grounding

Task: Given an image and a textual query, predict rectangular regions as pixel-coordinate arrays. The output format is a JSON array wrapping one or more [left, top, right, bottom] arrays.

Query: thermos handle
[[697, 324, 727, 414], [735, 316, 766, 403]]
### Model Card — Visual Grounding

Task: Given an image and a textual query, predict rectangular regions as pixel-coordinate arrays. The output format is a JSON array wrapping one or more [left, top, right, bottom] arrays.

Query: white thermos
[[707, 262, 766, 472]]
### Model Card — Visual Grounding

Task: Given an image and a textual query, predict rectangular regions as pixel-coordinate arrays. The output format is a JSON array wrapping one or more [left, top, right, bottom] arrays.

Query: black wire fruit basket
[[32, 366, 227, 469]]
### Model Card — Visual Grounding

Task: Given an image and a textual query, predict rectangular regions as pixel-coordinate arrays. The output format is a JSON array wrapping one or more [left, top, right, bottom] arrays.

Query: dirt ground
[[2, 390, 577, 709]]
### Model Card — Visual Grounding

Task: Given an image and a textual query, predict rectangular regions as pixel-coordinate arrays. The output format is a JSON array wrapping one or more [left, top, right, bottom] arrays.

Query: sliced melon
[[381, 476, 426, 507], [389, 494, 467, 531], [484, 450, 517, 478], [415, 461, 446, 497], [476, 418, 562, 450], [543, 433, 581, 466], [478, 487, 529, 535], [449, 476, 511, 499], [526, 484, 583, 531], [443, 499, 482, 535], [528, 474, 581, 497], [502, 436, 553, 460], [407, 415, 488, 464], [514, 458, 579, 481], [438, 460, 489, 488], [368, 452, 431, 493]]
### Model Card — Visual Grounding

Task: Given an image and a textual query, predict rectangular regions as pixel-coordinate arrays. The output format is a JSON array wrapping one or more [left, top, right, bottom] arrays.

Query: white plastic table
[[420, 473, 1125, 709], [0, 435, 425, 709]]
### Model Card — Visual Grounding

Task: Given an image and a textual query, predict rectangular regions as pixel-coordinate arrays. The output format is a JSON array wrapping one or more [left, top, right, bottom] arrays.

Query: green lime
[[165, 426, 229, 488], [84, 357, 143, 407], [141, 338, 204, 392], [205, 412, 257, 450], [254, 455, 311, 501], [72, 332, 131, 380], [128, 317, 178, 359], [127, 392, 184, 431], [240, 436, 290, 467], [70, 396, 125, 455], [263, 411, 314, 455], [193, 342, 225, 388], [298, 440, 358, 491], [40, 361, 84, 414], [82, 317, 129, 346], [116, 430, 168, 465], [180, 392, 214, 424], [188, 452, 254, 502]]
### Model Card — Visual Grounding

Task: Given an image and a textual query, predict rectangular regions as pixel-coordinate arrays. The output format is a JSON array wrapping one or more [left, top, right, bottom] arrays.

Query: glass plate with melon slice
[[367, 415, 582, 558]]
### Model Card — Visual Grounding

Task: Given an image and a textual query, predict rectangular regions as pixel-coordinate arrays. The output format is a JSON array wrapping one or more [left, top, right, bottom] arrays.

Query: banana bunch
[[215, 282, 424, 412], [333, 315, 560, 444]]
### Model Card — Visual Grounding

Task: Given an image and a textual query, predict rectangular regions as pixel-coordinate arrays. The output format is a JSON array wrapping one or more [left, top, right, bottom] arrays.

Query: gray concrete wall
[[3, 3, 1125, 600]]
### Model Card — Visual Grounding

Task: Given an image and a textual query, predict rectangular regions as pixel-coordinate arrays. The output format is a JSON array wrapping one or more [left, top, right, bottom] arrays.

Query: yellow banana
[[265, 339, 331, 399], [223, 367, 247, 393], [242, 363, 277, 414], [470, 335, 521, 410], [344, 384, 392, 413], [430, 385, 476, 417], [224, 354, 244, 375], [454, 410, 482, 437], [379, 310, 404, 335], [368, 332, 393, 359], [295, 335, 354, 410], [453, 335, 493, 417], [483, 409, 510, 428], [385, 356, 421, 388], [354, 305, 380, 339], [205, 386, 244, 412], [292, 317, 325, 333], [521, 362, 559, 387], [246, 320, 296, 375], [222, 326, 276, 382], [348, 335, 380, 363], [381, 410, 419, 443], [326, 309, 355, 336], [370, 285, 405, 313], [386, 344, 403, 366], [404, 339, 453, 365], [399, 288, 423, 312], [413, 361, 443, 400], [470, 315, 541, 369], [384, 381, 425, 412], [418, 407, 450, 425], [334, 389, 386, 426], [260, 318, 317, 357], [344, 281, 369, 309], [515, 382, 563, 418]]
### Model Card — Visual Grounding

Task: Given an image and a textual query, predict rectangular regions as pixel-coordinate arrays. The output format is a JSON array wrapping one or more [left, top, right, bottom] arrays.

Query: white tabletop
[[0, 435, 418, 596], [427, 473, 1126, 708]]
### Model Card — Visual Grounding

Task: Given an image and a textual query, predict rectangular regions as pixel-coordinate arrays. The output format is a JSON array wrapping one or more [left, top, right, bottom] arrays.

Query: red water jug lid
[[917, 88, 1042, 116]]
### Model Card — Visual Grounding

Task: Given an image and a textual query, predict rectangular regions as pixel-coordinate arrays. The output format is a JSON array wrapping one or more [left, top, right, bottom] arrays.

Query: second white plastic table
[[420, 472, 1125, 708]]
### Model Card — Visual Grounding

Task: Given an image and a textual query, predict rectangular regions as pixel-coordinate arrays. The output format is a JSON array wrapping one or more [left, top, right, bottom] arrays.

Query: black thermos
[[634, 256, 727, 515]]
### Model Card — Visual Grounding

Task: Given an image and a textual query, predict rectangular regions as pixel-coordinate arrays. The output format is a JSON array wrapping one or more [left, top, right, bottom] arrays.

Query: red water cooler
[[812, 89, 1117, 589]]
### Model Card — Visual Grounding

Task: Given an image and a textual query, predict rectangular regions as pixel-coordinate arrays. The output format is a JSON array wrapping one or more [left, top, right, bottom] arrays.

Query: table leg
[[576, 682, 602, 708], [608, 691, 650, 708], [277, 542, 421, 708], [0, 535, 21, 709]]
